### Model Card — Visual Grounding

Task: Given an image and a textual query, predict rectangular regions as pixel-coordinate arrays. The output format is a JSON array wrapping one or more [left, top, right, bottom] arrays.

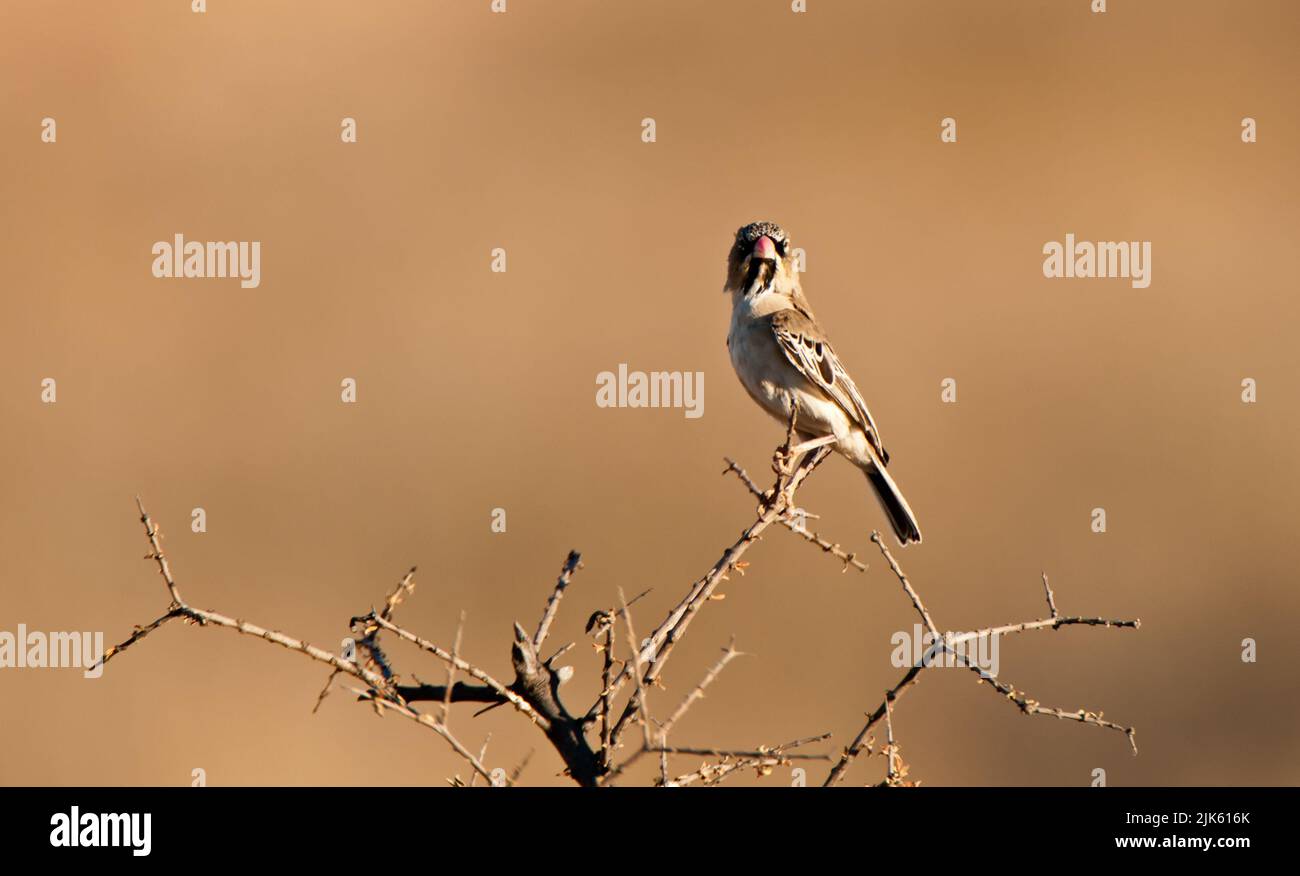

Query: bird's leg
[[772, 394, 802, 476], [765, 395, 813, 513], [777, 442, 811, 511], [788, 436, 838, 507], [787, 434, 838, 457], [771, 431, 831, 514]]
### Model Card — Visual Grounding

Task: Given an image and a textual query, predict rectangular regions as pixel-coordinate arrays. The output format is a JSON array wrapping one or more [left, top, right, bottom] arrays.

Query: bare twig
[[649, 745, 829, 761], [880, 692, 907, 787], [135, 496, 184, 607], [362, 613, 547, 729], [724, 458, 868, 574], [347, 686, 492, 783], [660, 638, 742, 738], [618, 588, 654, 750], [666, 734, 833, 787], [825, 665, 923, 786], [597, 624, 617, 770], [534, 550, 581, 651], [442, 611, 467, 723], [958, 658, 1140, 755], [870, 531, 939, 639], [509, 749, 534, 786], [1042, 572, 1059, 619], [380, 567, 418, 622], [93, 608, 184, 674], [945, 615, 1140, 645]]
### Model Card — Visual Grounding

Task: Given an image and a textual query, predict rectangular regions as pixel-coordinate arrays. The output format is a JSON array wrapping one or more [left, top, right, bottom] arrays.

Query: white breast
[[727, 291, 861, 452]]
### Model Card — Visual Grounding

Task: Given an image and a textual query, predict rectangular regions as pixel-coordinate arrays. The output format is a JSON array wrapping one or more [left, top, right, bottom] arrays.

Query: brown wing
[[769, 308, 890, 465]]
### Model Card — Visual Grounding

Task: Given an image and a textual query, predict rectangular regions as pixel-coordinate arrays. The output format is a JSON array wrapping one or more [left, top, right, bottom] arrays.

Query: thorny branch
[[821, 532, 1140, 786], [104, 419, 1138, 786], [598, 406, 833, 749]]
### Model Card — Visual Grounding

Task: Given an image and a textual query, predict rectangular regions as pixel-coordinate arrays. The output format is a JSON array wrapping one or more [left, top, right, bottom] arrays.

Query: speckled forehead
[[736, 221, 788, 244]]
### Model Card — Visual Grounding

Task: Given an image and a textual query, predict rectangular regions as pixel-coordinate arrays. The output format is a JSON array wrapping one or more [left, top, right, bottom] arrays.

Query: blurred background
[[1, 0, 1297, 786]]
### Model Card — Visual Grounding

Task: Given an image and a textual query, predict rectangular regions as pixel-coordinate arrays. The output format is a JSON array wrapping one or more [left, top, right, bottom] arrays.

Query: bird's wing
[[769, 308, 890, 465]]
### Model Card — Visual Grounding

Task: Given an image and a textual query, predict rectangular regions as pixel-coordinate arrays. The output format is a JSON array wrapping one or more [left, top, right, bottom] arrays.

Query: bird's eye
[[775, 239, 788, 256]]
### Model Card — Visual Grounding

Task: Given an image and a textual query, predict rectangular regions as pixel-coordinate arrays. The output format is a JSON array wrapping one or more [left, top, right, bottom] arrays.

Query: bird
[[724, 220, 922, 545]]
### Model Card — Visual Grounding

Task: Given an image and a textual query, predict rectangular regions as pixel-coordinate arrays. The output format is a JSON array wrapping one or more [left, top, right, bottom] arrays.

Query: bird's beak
[[741, 236, 778, 294], [751, 235, 777, 264]]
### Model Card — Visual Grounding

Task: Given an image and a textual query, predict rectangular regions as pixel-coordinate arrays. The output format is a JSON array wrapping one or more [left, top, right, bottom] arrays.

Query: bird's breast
[[728, 311, 793, 415]]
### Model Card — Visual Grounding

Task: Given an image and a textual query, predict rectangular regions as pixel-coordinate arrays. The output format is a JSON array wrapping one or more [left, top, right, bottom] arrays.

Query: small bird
[[724, 221, 922, 545]]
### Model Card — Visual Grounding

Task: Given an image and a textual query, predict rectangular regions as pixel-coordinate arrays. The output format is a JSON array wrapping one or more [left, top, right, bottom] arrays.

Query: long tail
[[864, 462, 922, 546]]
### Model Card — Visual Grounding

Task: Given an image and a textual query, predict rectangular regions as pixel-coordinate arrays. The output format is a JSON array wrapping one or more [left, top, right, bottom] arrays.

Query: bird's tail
[[864, 462, 922, 546]]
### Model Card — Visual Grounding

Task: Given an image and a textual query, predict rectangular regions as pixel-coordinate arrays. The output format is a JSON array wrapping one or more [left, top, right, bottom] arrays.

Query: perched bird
[[724, 220, 922, 545]]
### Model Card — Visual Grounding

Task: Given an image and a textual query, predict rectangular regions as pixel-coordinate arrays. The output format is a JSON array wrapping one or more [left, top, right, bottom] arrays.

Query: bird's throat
[[743, 259, 775, 298]]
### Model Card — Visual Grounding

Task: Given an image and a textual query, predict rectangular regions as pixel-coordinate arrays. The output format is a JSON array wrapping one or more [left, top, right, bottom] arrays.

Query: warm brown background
[[1, 0, 1297, 787]]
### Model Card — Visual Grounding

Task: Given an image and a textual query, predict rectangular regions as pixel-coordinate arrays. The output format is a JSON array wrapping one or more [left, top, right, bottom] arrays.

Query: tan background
[[1, 0, 1297, 786]]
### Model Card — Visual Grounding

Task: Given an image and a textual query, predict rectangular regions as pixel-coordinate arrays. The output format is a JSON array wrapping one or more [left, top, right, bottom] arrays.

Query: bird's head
[[724, 220, 798, 299]]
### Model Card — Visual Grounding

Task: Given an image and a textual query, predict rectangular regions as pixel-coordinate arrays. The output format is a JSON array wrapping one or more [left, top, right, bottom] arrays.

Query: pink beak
[[752, 235, 777, 261]]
